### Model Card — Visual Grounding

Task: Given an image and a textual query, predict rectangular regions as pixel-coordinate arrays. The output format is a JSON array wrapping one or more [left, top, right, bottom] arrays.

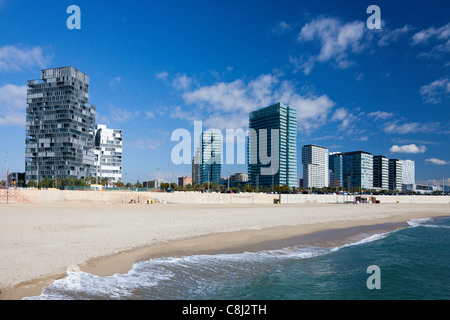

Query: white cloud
[[0, 84, 27, 126], [384, 121, 439, 134], [145, 111, 155, 119], [412, 23, 450, 45], [367, 111, 394, 121], [295, 17, 366, 74], [155, 71, 169, 81], [378, 25, 413, 46], [109, 77, 122, 88], [425, 158, 449, 165], [172, 73, 192, 90], [420, 77, 450, 104], [108, 106, 140, 123], [331, 107, 357, 131], [181, 73, 336, 133], [273, 21, 293, 35], [0, 45, 51, 72], [130, 137, 163, 150], [412, 23, 450, 58], [389, 144, 426, 154]]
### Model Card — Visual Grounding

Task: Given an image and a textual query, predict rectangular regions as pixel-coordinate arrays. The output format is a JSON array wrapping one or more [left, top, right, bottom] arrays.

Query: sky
[[0, 0, 449, 186]]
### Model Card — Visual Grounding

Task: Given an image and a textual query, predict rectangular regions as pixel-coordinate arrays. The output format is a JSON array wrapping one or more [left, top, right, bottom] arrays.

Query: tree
[[27, 180, 37, 188]]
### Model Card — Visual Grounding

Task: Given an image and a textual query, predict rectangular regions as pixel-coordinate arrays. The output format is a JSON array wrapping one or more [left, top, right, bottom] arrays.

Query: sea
[[24, 216, 450, 301]]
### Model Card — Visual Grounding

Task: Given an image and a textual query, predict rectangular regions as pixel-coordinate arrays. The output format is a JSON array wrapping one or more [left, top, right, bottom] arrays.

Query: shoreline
[[0, 202, 448, 300]]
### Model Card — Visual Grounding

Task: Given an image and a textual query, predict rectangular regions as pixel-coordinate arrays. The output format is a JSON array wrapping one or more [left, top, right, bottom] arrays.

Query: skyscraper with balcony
[[199, 130, 222, 185], [247, 102, 297, 189], [93, 124, 122, 184], [373, 155, 389, 190], [302, 145, 329, 188], [341, 151, 373, 190], [25, 67, 96, 183]]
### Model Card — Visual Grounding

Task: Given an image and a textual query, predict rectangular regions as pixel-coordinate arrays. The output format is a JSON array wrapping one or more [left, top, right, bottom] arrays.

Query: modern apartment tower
[[389, 159, 403, 191], [373, 155, 389, 190], [248, 102, 297, 189], [401, 160, 415, 185], [329, 152, 343, 188], [302, 145, 329, 188], [199, 130, 222, 186], [93, 124, 122, 184], [341, 151, 373, 190], [25, 67, 96, 183]]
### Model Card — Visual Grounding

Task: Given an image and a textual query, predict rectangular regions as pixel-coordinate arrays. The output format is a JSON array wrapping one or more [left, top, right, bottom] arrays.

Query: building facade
[[93, 124, 122, 184], [199, 130, 222, 185], [248, 102, 297, 189], [329, 152, 343, 188], [178, 176, 192, 187], [342, 151, 373, 190], [373, 155, 389, 190], [25, 67, 96, 183], [389, 159, 403, 191], [401, 160, 415, 185], [302, 145, 329, 188], [192, 147, 200, 185]]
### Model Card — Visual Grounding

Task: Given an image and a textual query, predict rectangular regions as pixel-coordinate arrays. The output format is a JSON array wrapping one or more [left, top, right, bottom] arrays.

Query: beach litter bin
[[274, 199, 280, 204]]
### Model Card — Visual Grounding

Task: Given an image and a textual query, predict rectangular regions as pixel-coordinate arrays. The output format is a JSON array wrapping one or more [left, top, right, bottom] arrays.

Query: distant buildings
[[401, 160, 415, 185], [199, 130, 222, 185], [302, 145, 329, 188], [178, 176, 192, 187], [192, 147, 200, 185], [373, 155, 389, 190], [342, 151, 373, 190], [25, 67, 96, 183], [94, 124, 122, 184], [329, 152, 343, 188], [389, 159, 403, 191], [248, 102, 297, 189]]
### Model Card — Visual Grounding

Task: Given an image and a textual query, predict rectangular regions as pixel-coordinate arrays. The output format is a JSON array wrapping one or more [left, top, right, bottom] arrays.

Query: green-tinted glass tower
[[248, 102, 297, 189]]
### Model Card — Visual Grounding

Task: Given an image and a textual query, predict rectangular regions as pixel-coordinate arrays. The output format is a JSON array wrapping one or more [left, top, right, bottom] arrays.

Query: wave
[[407, 217, 450, 229], [25, 227, 399, 300]]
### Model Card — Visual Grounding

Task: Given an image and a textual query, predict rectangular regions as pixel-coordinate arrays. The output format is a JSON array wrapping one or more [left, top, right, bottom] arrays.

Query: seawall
[[1, 189, 449, 205]]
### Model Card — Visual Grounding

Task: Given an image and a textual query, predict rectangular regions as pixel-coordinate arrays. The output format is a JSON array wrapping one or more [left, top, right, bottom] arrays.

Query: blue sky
[[0, 0, 449, 186]]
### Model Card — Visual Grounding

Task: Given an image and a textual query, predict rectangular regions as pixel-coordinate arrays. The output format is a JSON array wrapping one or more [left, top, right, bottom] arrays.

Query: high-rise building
[[25, 67, 96, 183], [248, 102, 297, 189], [199, 130, 222, 185], [389, 159, 403, 191], [302, 145, 329, 188], [192, 147, 200, 185], [401, 160, 415, 185], [373, 155, 389, 190], [93, 124, 122, 184], [342, 151, 373, 190], [329, 152, 343, 188]]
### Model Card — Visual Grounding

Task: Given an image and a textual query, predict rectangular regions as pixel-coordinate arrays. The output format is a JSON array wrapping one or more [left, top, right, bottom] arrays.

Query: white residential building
[[94, 124, 122, 184], [401, 160, 415, 185], [302, 145, 329, 188]]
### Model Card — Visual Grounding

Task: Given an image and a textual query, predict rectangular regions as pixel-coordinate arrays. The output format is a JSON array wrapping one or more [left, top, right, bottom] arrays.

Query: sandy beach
[[0, 201, 449, 300]]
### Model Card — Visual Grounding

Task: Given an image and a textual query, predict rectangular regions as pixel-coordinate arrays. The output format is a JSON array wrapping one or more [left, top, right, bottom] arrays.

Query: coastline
[[0, 202, 448, 300]]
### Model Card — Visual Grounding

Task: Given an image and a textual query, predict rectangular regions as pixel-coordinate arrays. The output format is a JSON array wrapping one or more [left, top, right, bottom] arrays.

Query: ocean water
[[25, 216, 450, 300]]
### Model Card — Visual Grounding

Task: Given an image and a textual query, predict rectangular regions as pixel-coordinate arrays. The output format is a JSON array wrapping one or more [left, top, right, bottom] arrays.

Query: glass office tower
[[248, 102, 297, 189], [329, 152, 343, 188], [341, 151, 373, 190], [199, 130, 222, 186], [25, 67, 96, 183]]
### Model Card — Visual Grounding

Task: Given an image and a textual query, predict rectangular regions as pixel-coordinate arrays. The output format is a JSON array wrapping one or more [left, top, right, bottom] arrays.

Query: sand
[[0, 201, 449, 300]]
